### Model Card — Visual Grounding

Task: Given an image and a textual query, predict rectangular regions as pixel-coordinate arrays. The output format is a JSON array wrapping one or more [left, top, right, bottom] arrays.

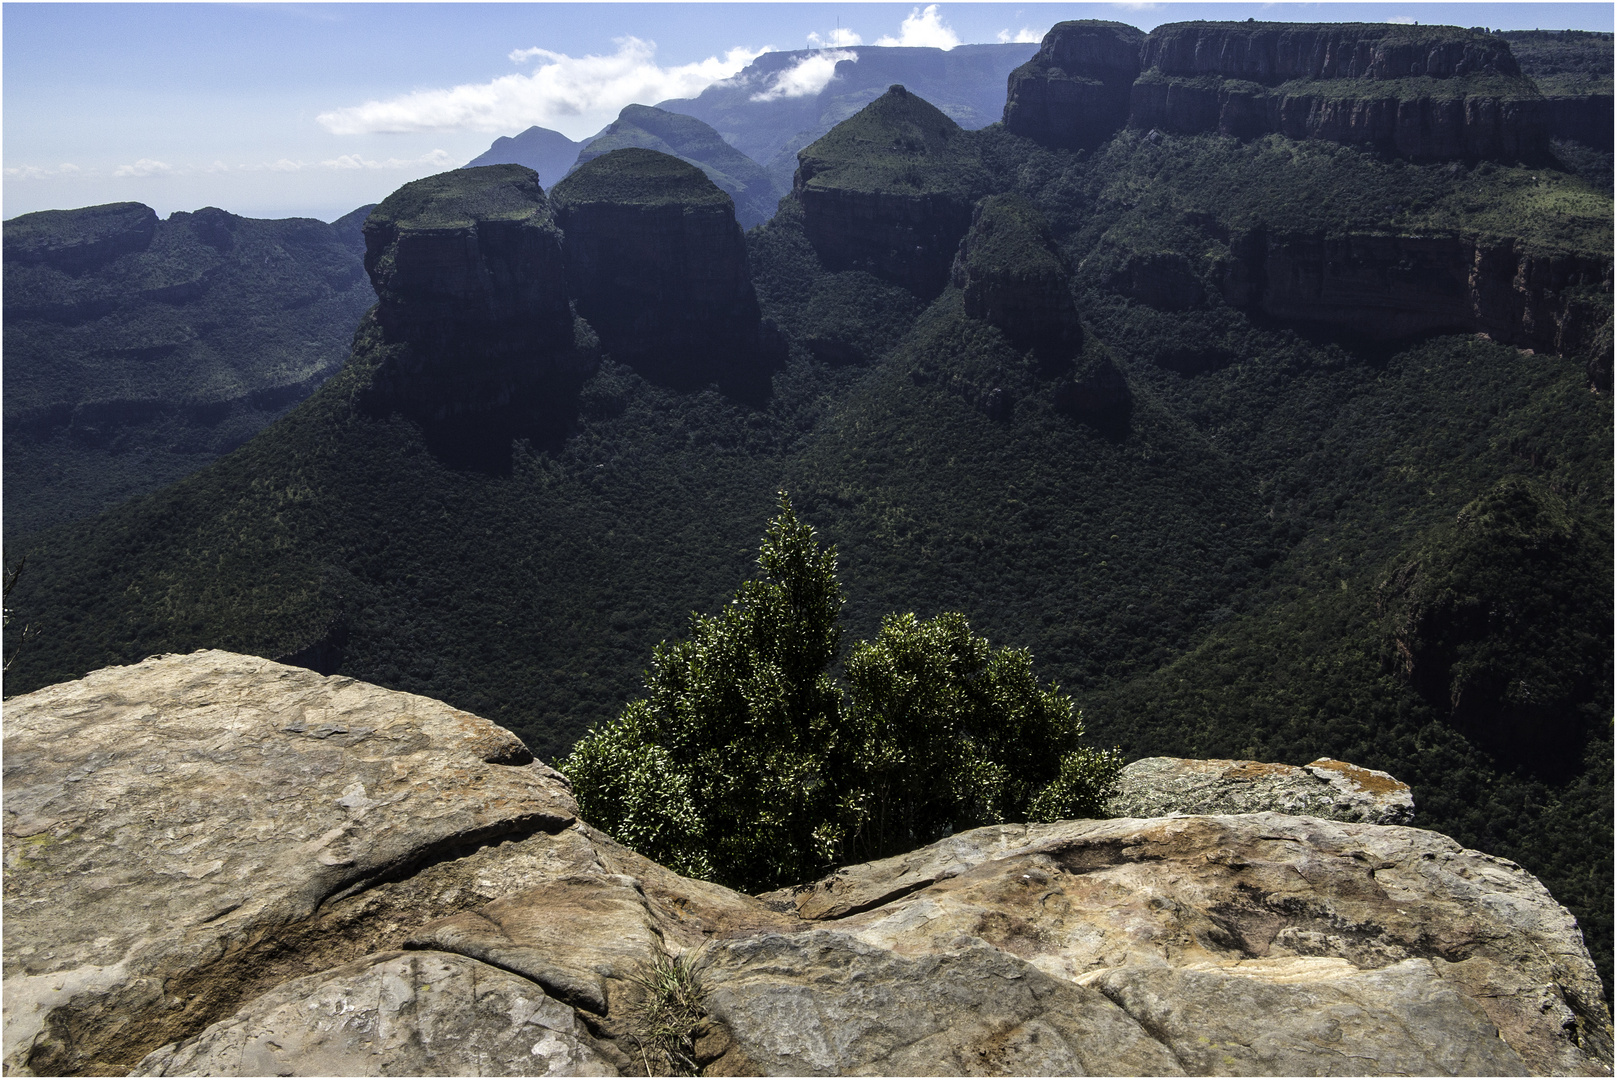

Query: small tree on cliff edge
[[560, 493, 1123, 891]]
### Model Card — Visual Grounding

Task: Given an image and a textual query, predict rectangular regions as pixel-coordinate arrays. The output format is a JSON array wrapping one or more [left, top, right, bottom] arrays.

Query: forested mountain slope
[[2, 202, 374, 542], [5, 21, 1610, 1001]]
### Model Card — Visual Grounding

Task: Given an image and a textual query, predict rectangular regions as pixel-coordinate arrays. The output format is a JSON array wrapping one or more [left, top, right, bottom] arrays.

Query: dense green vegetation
[[795, 85, 991, 199], [5, 82, 1609, 1000], [552, 147, 733, 209], [561, 496, 1120, 890], [1503, 29, 1615, 96], [365, 165, 550, 230], [3, 201, 373, 543]]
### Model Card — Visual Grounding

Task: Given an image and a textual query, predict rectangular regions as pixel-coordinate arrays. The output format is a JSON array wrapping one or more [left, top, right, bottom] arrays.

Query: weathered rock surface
[[768, 814, 1612, 1075], [132, 951, 619, 1077], [1002, 21, 1146, 149], [2, 651, 579, 1075], [793, 85, 992, 297], [1108, 755, 1416, 824], [551, 148, 780, 395], [7, 653, 1611, 1076]]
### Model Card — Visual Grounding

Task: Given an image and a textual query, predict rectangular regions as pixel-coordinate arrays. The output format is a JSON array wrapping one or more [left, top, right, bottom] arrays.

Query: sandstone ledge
[[4, 652, 1609, 1076]]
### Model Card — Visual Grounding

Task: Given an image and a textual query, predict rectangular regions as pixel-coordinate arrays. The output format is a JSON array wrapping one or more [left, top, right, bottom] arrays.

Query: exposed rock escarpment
[[358, 164, 597, 467], [1005, 21, 1554, 162], [5, 652, 1610, 1076], [793, 85, 992, 297], [1219, 225, 1613, 354], [551, 147, 781, 395], [1002, 21, 1146, 149]]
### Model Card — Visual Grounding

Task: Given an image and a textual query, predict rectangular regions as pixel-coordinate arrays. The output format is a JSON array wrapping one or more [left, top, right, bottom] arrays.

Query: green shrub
[[560, 494, 1122, 891]]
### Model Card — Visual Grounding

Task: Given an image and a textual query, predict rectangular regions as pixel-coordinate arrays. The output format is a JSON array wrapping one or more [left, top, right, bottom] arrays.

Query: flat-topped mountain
[[1009, 20, 1555, 162], [3, 200, 374, 543]]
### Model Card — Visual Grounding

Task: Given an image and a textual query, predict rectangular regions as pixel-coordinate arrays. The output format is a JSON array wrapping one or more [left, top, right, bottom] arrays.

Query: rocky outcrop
[[1139, 23, 1524, 82], [1002, 21, 1146, 149], [1130, 71, 1548, 162], [359, 164, 595, 467], [2, 651, 579, 1076], [793, 85, 992, 297], [551, 148, 780, 395], [6, 653, 1611, 1076], [1108, 756, 1415, 823], [572, 105, 784, 230], [1218, 226, 1613, 355], [950, 193, 1081, 353]]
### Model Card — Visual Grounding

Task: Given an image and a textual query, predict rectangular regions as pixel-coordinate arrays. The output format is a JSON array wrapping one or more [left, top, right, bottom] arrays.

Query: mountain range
[[3, 19, 1612, 1009]]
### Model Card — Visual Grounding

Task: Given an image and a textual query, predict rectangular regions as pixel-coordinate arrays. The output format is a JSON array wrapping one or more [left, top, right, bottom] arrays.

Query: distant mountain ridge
[[2, 201, 375, 542], [464, 125, 583, 189]]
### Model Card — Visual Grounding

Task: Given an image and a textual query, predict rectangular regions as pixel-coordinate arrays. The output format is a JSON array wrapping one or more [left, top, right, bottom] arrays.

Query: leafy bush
[[560, 495, 1122, 891]]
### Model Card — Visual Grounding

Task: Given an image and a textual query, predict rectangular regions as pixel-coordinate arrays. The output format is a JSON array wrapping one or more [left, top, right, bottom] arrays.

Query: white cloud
[[319, 149, 456, 171], [318, 37, 768, 136], [750, 50, 857, 102], [57, 162, 81, 175], [808, 27, 863, 48], [1386, 15, 1418, 24], [113, 158, 173, 178], [5, 166, 51, 180], [997, 27, 1044, 44], [875, 5, 961, 50]]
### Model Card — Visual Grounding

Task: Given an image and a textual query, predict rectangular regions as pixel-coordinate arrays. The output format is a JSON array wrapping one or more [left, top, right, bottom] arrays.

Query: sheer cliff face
[[1006, 21, 1550, 163], [363, 164, 573, 368], [551, 147, 774, 392], [358, 165, 592, 467], [793, 85, 992, 298], [1002, 21, 1146, 149], [1219, 228, 1612, 356], [1139, 23, 1522, 82]]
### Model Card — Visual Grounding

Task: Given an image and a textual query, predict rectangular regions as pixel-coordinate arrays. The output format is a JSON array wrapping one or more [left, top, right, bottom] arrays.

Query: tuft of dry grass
[[626, 946, 708, 1076]]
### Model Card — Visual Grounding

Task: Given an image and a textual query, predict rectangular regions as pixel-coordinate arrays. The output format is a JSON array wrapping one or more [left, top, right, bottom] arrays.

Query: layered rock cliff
[[1218, 224, 1612, 354], [1002, 21, 1146, 149], [950, 193, 1081, 353], [551, 147, 781, 395], [793, 85, 992, 297], [1005, 21, 1554, 162], [5, 652, 1610, 1076]]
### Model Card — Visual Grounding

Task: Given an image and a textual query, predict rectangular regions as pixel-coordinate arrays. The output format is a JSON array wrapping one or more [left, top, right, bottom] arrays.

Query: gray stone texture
[[5, 652, 1610, 1076]]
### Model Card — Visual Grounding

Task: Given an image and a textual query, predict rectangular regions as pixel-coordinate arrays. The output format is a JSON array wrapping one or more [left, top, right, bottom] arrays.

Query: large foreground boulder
[[4, 652, 1610, 1075]]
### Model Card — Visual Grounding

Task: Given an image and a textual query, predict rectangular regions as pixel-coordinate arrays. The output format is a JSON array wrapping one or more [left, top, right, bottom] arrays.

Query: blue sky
[[4, 3, 1611, 222]]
